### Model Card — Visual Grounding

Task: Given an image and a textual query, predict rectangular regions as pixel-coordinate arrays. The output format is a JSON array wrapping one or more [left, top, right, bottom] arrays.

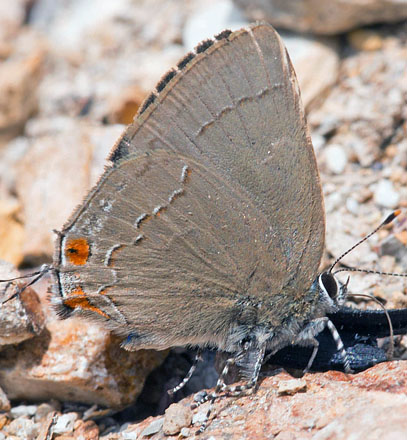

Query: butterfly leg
[[294, 317, 353, 373], [193, 356, 235, 433], [167, 348, 203, 396], [194, 344, 266, 433]]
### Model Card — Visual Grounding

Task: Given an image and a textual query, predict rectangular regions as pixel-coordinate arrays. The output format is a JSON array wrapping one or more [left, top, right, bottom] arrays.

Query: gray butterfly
[[48, 23, 350, 431]]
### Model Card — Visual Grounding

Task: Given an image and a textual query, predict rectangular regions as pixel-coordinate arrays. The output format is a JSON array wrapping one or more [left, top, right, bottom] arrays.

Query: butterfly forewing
[[119, 23, 324, 293]]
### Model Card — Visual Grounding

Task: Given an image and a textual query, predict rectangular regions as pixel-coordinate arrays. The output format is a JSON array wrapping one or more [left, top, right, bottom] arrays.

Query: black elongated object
[[267, 307, 407, 372]]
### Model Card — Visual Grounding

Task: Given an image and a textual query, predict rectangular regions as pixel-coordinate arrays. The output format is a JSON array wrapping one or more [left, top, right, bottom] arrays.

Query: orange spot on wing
[[63, 287, 109, 319], [65, 238, 90, 266]]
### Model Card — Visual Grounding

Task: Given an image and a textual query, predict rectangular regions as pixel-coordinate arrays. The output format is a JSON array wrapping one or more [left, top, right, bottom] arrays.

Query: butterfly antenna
[[0, 264, 51, 304], [347, 292, 394, 360], [329, 210, 402, 274]]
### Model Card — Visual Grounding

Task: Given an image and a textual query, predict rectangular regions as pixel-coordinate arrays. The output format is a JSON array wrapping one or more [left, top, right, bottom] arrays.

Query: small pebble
[[374, 180, 400, 208], [34, 402, 58, 422], [275, 431, 297, 440], [348, 29, 384, 51], [278, 379, 307, 396], [180, 426, 191, 437], [73, 419, 99, 439], [183, 0, 247, 49], [0, 386, 10, 411], [194, 390, 208, 403], [10, 404, 37, 419], [53, 412, 78, 435], [140, 417, 164, 437], [311, 133, 325, 152], [163, 403, 192, 435], [380, 235, 407, 261], [121, 429, 139, 440], [192, 409, 207, 425], [0, 414, 8, 430], [5, 417, 39, 440], [346, 197, 359, 215], [324, 192, 343, 213], [325, 144, 347, 174]]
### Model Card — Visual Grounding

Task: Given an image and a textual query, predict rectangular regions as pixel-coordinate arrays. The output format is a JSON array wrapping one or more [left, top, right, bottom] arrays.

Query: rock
[[0, 263, 166, 408], [380, 229, 407, 270], [374, 180, 400, 209], [53, 413, 78, 435], [313, 400, 407, 440], [0, 314, 167, 407], [324, 144, 348, 175], [125, 362, 407, 439], [348, 29, 384, 51], [0, 0, 28, 58], [72, 419, 99, 440], [0, 386, 10, 411], [0, 414, 8, 431], [277, 379, 307, 396], [281, 33, 340, 109], [232, 0, 407, 34], [9, 404, 37, 419], [35, 411, 57, 440], [34, 402, 60, 422], [180, 426, 191, 437], [29, 0, 185, 122], [163, 403, 192, 435], [310, 26, 406, 164], [4, 417, 39, 440], [0, 29, 46, 145], [140, 417, 164, 437], [191, 407, 207, 426], [0, 260, 45, 346], [107, 85, 147, 125], [275, 432, 297, 440], [183, 0, 248, 50], [15, 120, 124, 262], [346, 197, 360, 216], [0, 197, 24, 266]]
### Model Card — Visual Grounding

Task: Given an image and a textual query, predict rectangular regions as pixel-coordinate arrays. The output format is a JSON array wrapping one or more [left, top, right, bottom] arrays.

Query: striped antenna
[[329, 210, 402, 274]]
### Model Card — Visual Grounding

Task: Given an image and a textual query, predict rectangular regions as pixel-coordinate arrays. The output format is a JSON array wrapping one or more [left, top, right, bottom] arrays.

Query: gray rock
[[232, 0, 407, 34], [52, 412, 78, 434], [10, 404, 38, 419], [140, 417, 164, 437]]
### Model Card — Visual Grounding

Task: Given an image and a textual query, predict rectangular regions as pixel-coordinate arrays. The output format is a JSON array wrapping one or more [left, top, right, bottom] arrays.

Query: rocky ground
[[0, 0, 406, 439]]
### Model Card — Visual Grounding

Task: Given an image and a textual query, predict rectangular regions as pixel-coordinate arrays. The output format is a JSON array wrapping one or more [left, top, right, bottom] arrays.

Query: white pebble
[[346, 197, 359, 214], [373, 179, 400, 208], [53, 413, 78, 434], [192, 409, 207, 425], [183, 0, 248, 50], [10, 404, 37, 419], [325, 144, 347, 174]]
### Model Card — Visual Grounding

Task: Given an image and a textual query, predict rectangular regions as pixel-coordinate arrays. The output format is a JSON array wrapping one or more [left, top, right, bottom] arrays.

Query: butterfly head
[[313, 271, 349, 312]]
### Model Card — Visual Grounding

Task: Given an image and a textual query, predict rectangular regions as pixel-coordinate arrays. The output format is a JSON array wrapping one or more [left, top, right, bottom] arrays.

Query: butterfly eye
[[319, 272, 338, 299]]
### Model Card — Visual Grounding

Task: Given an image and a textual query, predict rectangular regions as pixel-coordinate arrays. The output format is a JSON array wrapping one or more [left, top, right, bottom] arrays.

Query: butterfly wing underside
[[53, 23, 324, 350]]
